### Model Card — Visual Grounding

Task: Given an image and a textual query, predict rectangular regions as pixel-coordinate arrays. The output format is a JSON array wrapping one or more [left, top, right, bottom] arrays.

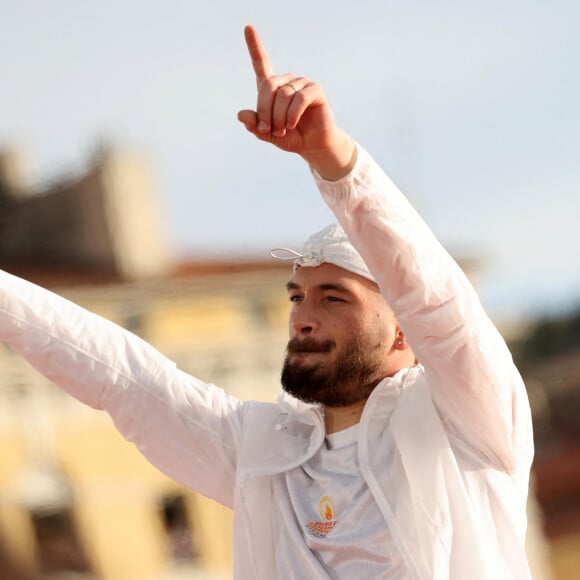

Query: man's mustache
[[286, 337, 336, 354]]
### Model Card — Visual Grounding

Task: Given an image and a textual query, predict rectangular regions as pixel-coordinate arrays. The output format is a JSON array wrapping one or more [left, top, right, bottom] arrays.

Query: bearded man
[[0, 26, 533, 579]]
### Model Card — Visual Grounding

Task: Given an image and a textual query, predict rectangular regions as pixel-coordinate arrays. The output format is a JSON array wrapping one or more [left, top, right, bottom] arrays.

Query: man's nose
[[291, 302, 319, 336]]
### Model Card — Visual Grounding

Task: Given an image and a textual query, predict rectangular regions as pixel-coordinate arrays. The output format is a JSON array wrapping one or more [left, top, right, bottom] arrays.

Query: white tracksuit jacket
[[0, 144, 534, 579]]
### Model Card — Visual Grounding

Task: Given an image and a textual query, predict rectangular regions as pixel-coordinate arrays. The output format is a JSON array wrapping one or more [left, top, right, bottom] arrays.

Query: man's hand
[[237, 25, 356, 181]]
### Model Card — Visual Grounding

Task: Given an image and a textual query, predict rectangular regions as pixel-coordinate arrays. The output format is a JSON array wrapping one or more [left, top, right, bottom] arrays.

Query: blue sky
[[1, 0, 579, 323]]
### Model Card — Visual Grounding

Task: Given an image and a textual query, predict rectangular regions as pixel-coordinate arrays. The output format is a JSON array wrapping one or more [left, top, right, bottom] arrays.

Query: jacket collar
[[237, 367, 421, 484]]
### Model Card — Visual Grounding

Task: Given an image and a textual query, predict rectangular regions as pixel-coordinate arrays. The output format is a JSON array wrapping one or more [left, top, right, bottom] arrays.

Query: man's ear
[[393, 328, 407, 350]]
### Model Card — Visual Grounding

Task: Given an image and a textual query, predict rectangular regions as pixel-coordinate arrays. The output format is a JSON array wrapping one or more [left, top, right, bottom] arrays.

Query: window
[[31, 507, 91, 575], [159, 494, 198, 562]]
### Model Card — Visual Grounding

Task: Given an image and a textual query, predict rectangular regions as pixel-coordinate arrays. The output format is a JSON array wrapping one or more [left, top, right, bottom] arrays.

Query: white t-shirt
[[272, 423, 411, 579]]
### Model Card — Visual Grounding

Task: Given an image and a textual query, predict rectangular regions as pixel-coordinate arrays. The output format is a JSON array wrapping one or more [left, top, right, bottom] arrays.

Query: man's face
[[281, 263, 397, 407]]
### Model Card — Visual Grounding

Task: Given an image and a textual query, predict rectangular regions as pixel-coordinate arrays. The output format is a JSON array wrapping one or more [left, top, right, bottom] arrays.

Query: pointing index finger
[[244, 25, 274, 85]]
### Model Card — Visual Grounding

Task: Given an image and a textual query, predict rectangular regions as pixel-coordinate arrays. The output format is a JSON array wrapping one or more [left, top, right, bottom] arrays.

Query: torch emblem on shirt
[[306, 495, 337, 538]]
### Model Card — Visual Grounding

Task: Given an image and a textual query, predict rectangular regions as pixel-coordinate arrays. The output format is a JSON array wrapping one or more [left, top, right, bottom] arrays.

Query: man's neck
[[324, 400, 367, 434]]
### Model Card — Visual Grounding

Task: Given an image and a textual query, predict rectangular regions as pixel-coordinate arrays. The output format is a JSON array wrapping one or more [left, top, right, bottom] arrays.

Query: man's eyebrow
[[319, 283, 350, 292], [285, 281, 350, 293]]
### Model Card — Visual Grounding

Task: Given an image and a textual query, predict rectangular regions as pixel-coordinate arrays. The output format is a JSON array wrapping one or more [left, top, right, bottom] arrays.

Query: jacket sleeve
[[314, 144, 533, 472], [0, 269, 243, 507]]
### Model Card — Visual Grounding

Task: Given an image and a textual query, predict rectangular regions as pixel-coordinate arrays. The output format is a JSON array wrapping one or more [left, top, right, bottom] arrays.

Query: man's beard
[[281, 333, 385, 407]]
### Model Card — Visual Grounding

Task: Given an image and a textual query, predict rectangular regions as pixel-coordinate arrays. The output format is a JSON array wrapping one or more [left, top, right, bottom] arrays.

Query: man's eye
[[289, 295, 303, 303], [325, 296, 342, 302]]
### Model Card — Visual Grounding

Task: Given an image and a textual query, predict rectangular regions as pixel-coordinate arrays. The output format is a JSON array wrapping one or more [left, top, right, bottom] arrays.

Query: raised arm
[[0, 270, 242, 506], [315, 149, 533, 472]]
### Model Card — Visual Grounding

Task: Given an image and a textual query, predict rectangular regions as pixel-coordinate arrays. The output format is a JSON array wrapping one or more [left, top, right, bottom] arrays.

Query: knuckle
[[262, 77, 278, 92]]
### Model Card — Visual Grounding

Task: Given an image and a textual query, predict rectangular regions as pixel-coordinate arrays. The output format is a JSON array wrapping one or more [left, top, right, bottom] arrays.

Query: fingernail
[[257, 120, 268, 132]]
